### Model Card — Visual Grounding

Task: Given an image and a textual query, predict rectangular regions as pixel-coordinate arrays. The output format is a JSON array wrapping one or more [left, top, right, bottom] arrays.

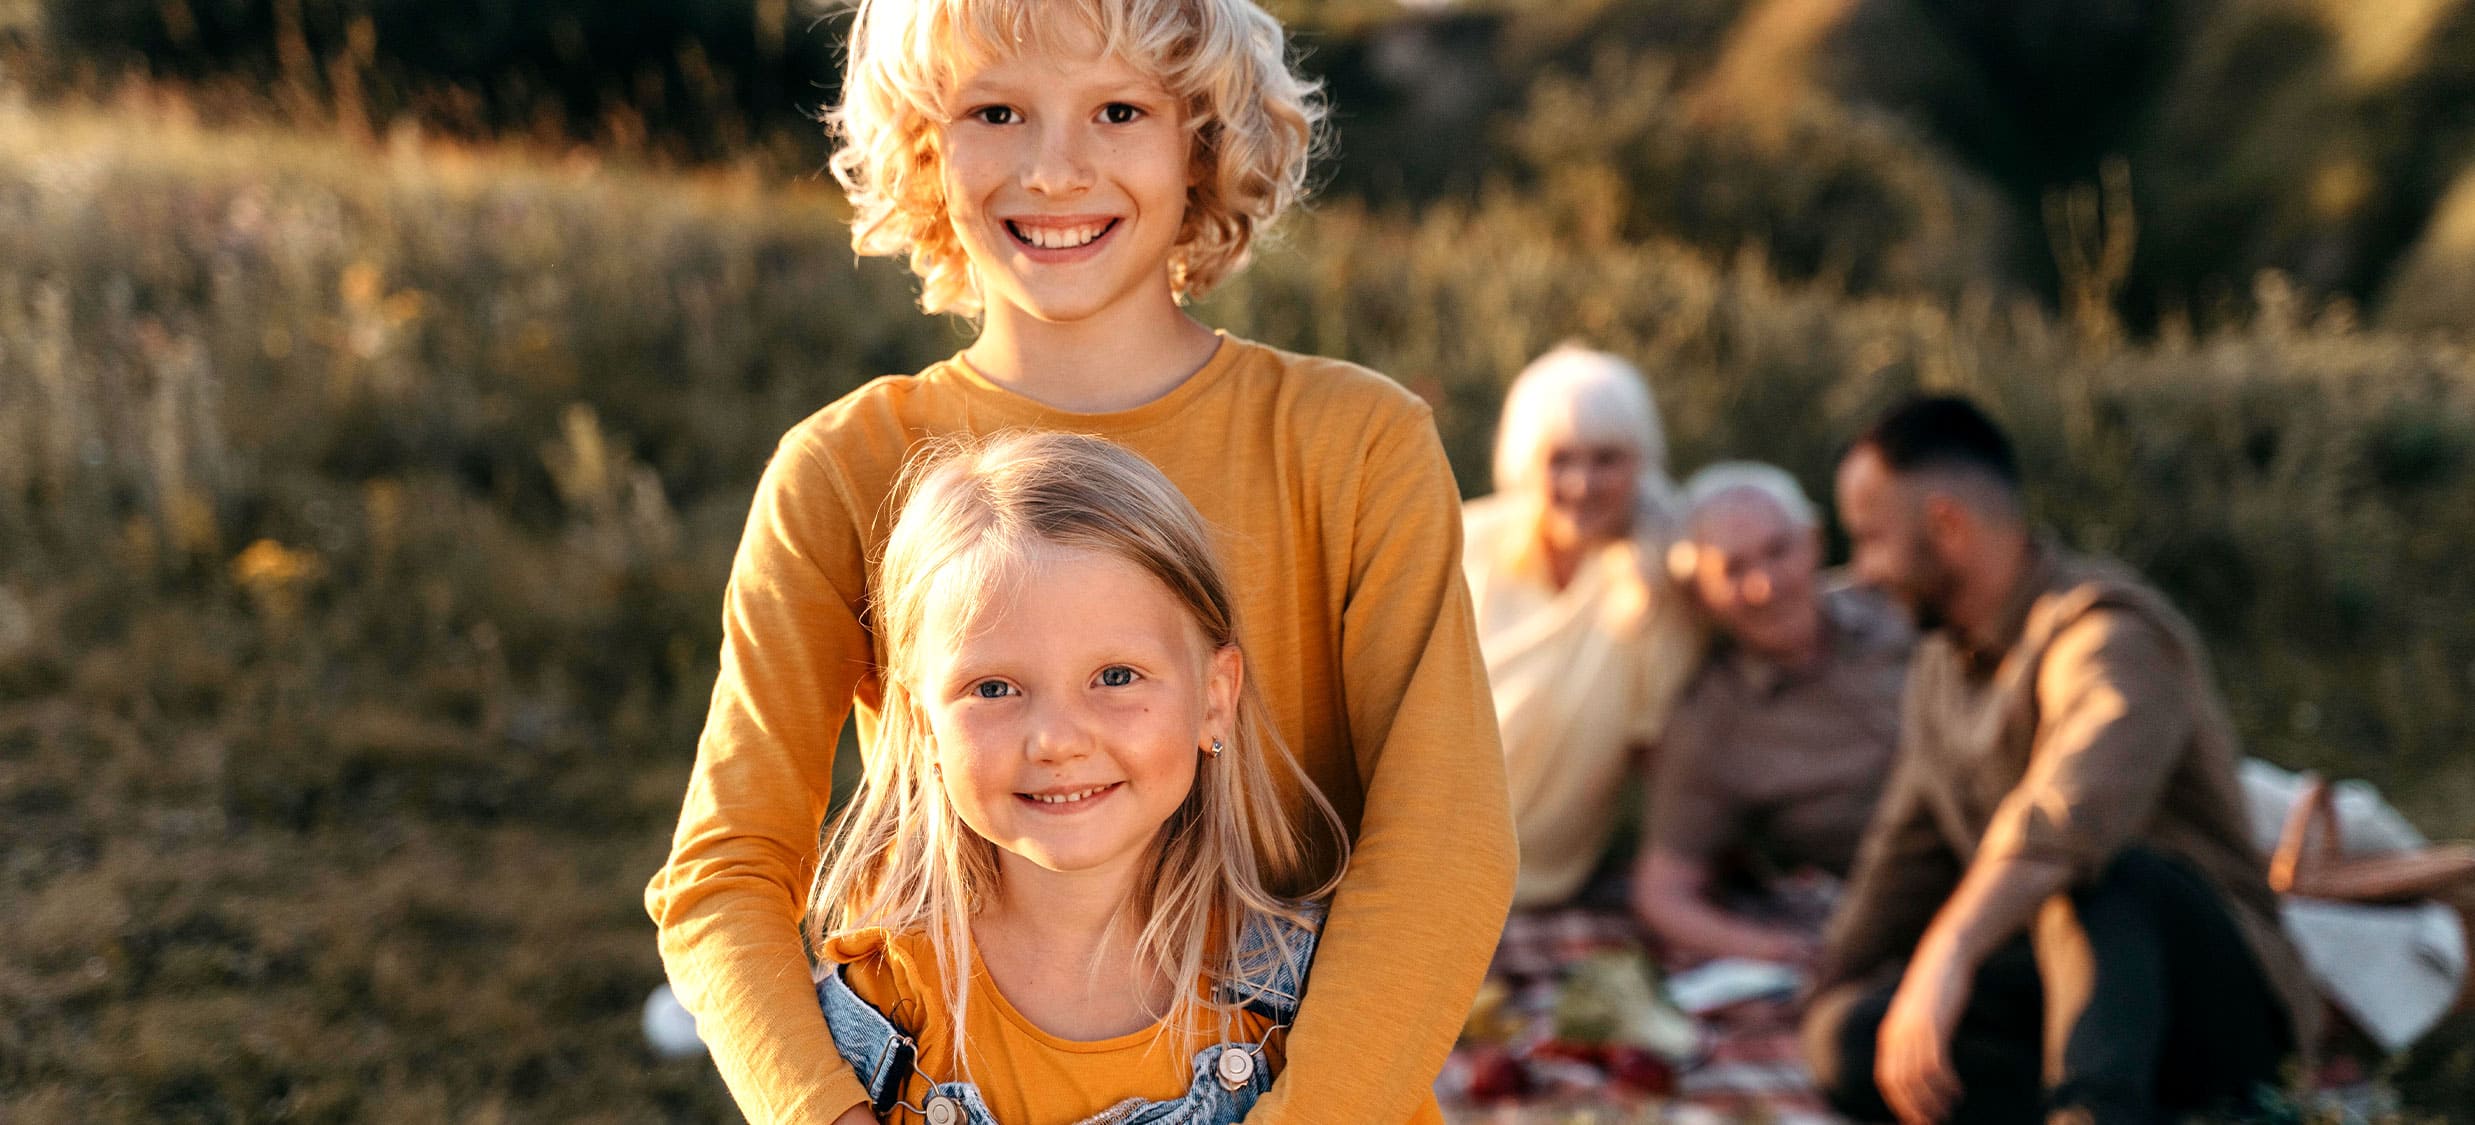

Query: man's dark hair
[[1850, 395, 2021, 491]]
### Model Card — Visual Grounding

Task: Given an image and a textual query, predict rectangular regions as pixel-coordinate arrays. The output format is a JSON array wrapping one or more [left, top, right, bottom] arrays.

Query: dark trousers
[[1803, 848, 2294, 1124]]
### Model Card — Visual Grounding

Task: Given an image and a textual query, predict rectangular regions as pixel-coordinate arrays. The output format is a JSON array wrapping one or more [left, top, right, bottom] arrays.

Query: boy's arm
[[1245, 408, 1517, 1123], [644, 438, 877, 1123]]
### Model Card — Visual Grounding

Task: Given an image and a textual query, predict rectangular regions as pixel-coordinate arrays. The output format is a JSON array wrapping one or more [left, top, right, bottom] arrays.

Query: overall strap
[[813, 964, 920, 1116], [1216, 903, 1325, 1022]]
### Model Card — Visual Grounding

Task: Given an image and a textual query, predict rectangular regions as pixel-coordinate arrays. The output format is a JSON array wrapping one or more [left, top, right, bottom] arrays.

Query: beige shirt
[[1823, 546, 2317, 1040], [1463, 493, 1703, 910], [1652, 584, 1910, 878]]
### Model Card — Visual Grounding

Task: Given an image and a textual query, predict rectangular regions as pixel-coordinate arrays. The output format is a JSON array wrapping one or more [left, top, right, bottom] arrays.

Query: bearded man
[[1805, 396, 2312, 1125]]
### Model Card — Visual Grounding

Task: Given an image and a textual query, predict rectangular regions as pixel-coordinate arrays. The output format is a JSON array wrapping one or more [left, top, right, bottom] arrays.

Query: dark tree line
[[41, 0, 847, 158]]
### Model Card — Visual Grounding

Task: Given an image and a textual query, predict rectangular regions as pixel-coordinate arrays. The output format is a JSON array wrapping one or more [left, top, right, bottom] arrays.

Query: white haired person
[[1447, 346, 1704, 1099], [1632, 463, 1910, 967], [1464, 344, 1701, 913]]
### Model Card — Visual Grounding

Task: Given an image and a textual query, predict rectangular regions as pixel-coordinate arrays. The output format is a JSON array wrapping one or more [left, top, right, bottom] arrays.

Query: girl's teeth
[[1031, 784, 1110, 805]]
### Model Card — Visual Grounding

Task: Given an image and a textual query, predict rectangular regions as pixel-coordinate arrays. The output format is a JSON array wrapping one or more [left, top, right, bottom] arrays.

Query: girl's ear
[[1203, 643, 1243, 737]]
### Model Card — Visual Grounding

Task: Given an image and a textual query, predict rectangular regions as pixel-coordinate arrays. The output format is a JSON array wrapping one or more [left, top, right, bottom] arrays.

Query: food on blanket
[[1459, 977, 1521, 1045], [1525, 1049, 1610, 1100], [1524, 1038, 1598, 1064], [1552, 950, 1702, 1063], [1605, 1045, 1678, 1096], [1663, 957, 1806, 1014], [1458, 1045, 1530, 1103], [1485, 1041, 1677, 1100]]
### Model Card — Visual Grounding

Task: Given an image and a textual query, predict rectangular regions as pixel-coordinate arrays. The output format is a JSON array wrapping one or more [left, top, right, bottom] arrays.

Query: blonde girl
[[807, 431, 1349, 1124], [647, 1, 1512, 1121]]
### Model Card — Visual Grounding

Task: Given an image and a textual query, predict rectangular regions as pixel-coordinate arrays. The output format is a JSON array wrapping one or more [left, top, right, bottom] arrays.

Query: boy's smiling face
[[938, 26, 1193, 329]]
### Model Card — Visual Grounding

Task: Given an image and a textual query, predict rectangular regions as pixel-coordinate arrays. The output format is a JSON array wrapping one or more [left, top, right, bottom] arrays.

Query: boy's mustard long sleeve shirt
[[646, 335, 1516, 1123]]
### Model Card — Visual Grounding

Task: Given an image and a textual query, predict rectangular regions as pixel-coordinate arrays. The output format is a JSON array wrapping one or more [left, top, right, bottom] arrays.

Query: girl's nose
[[1022, 697, 1094, 763], [1022, 122, 1095, 197], [1742, 570, 1775, 606]]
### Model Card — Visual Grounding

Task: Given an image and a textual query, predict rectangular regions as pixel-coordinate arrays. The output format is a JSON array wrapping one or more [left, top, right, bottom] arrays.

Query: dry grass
[[4, 82, 2475, 1122]]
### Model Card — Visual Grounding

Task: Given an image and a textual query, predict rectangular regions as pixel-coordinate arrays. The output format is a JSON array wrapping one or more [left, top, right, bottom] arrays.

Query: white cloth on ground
[[2240, 758, 2467, 1052]]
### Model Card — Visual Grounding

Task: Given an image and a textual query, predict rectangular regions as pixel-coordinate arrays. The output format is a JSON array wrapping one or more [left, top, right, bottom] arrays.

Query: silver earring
[[1205, 738, 1224, 758]]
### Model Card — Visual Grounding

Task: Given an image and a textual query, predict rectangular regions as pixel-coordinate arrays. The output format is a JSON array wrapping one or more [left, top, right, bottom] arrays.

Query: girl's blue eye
[[1101, 103, 1142, 125], [1097, 666, 1136, 688], [972, 680, 1014, 700]]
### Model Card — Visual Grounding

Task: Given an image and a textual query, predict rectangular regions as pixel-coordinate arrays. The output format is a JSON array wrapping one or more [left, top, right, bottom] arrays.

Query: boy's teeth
[[1030, 784, 1111, 805], [1013, 221, 1107, 250]]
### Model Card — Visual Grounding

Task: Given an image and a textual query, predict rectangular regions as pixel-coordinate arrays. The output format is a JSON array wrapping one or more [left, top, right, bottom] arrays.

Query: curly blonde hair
[[827, 0, 1322, 316]]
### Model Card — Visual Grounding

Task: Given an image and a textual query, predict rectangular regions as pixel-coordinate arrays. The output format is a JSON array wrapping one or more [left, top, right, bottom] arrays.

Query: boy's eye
[[971, 680, 1016, 700], [1096, 666, 1137, 688], [1100, 103, 1143, 125], [970, 105, 1019, 126]]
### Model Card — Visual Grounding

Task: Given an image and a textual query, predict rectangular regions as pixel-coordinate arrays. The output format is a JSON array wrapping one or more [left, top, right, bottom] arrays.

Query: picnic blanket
[[1440, 877, 1842, 1123]]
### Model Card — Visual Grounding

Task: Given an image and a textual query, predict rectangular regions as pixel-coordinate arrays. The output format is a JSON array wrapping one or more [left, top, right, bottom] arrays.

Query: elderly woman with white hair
[[1461, 344, 1704, 914], [1632, 461, 1910, 965]]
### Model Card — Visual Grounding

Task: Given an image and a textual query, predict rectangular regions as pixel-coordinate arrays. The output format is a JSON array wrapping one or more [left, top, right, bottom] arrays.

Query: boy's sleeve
[[1244, 406, 1517, 1123], [644, 436, 877, 1123]]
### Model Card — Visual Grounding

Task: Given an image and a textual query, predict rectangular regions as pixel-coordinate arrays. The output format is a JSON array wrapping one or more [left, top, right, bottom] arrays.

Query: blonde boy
[[644, 1, 1516, 1121]]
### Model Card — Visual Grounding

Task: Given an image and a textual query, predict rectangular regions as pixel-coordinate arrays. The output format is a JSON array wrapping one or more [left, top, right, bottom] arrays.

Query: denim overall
[[813, 909, 1321, 1125]]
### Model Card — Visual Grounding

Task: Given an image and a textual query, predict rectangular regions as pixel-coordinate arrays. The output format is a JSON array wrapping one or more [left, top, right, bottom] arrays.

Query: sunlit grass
[[4, 80, 2474, 1120]]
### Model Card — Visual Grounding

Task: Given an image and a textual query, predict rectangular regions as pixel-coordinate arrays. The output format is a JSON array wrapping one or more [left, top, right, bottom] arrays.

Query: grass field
[[4, 80, 2475, 1121]]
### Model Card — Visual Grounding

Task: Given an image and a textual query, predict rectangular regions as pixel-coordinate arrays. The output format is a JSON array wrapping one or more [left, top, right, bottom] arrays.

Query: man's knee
[[2074, 846, 2200, 910], [1801, 979, 1888, 1111]]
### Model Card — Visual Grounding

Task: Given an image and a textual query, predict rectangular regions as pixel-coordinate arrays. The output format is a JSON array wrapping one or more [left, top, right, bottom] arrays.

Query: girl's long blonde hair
[[808, 430, 1345, 1064]]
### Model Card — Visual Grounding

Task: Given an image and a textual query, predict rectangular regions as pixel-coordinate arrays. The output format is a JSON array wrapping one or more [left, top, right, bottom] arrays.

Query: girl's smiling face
[[916, 542, 1238, 889], [936, 26, 1193, 329]]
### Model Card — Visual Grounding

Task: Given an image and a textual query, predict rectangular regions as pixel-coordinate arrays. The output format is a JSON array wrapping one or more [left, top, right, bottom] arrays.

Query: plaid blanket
[[1440, 879, 1842, 1123]]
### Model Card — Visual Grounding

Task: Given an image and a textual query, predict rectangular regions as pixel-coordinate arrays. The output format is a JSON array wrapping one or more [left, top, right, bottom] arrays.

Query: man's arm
[[1816, 690, 1961, 996], [645, 437, 877, 1123], [1874, 609, 2194, 1123], [1634, 847, 1822, 964], [1636, 701, 1818, 963], [1242, 408, 1517, 1123], [1873, 852, 2072, 1123]]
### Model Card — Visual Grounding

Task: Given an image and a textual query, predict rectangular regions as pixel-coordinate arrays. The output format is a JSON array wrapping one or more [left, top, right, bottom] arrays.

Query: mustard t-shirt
[[823, 928, 1283, 1125]]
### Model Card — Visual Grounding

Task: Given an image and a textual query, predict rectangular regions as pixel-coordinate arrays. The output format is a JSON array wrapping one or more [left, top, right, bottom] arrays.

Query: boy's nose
[[1022, 123, 1096, 196]]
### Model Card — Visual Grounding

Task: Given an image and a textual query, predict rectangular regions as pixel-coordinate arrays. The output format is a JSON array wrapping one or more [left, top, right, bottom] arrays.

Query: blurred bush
[[26, 0, 2475, 336], [1818, 0, 2475, 329], [34, 0, 837, 159], [1308, 0, 2475, 333]]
